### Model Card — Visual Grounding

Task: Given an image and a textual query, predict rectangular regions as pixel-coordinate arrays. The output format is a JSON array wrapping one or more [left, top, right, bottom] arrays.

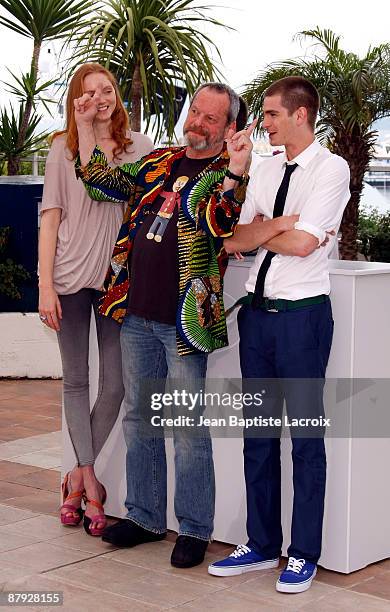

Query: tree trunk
[[7, 157, 20, 176], [339, 188, 360, 260], [330, 131, 371, 260], [129, 59, 142, 132], [8, 41, 41, 176]]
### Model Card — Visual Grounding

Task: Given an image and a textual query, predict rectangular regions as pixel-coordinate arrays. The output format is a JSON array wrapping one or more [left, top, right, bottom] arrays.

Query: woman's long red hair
[[53, 63, 132, 160]]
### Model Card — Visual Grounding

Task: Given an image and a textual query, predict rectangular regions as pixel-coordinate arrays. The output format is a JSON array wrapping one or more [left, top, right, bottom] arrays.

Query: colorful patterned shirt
[[76, 145, 245, 355]]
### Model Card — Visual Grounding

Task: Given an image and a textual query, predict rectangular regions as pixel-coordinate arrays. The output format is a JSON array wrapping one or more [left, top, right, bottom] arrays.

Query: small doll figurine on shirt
[[147, 176, 188, 242]]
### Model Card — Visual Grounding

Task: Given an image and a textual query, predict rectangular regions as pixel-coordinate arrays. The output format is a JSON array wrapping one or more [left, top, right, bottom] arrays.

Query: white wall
[[0, 313, 62, 378]]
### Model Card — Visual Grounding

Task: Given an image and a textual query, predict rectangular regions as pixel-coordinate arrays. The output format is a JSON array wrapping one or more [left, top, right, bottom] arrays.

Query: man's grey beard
[[183, 133, 209, 151], [184, 132, 225, 151]]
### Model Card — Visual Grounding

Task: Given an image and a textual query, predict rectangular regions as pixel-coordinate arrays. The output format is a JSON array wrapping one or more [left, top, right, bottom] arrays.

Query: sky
[[0, 0, 390, 134], [207, 0, 390, 90]]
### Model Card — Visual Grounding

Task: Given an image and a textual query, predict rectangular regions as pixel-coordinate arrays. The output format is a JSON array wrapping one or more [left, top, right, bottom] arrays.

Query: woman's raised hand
[[74, 93, 98, 126]]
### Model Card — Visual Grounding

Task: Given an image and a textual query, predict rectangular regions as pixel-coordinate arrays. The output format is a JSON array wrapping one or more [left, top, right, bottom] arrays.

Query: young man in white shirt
[[208, 76, 350, 592]]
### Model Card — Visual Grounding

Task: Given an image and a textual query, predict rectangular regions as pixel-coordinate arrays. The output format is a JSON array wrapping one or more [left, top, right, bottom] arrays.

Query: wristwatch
[[225, 169, 250, 185]]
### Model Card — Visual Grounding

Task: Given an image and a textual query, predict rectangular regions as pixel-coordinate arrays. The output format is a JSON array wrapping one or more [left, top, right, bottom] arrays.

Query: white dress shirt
[[239, 140, 350, 299]]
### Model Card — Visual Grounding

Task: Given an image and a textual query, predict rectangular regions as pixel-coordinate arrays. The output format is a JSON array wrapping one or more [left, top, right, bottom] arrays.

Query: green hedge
[[0, 227, 30, 300], [358, 208, 390, 262]]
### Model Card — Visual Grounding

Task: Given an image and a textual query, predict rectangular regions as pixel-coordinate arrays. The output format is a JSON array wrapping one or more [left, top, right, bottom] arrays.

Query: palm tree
[[0, 0, 94, 174], [242, 28, 390, 260], [72, 0, 228, 138]]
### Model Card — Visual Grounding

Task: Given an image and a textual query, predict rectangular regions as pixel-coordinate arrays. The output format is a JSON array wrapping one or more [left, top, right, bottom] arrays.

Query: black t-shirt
[[127, 154, 217, 325]]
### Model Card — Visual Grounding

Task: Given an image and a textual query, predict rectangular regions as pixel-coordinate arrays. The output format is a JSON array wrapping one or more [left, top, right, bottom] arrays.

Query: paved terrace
[[0, 379, 389, 611]]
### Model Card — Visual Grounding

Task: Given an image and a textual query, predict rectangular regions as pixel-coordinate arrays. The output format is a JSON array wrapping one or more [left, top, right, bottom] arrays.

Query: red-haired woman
[[38, 63, 153, 536]]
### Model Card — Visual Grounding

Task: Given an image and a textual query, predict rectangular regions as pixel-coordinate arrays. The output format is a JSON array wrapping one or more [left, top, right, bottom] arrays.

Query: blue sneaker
[[208, 544, 279, 577], [276, 557, 317, 593]]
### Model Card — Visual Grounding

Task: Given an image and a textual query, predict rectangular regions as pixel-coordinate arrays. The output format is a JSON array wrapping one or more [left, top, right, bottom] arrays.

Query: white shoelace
[[230, 544, 251, 558], [286, 557, 306, 573]]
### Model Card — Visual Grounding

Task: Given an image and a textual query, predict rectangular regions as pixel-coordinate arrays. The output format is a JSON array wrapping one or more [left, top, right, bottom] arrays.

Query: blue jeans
[[238, 299, 333, 564], [120, 314, 214, 540]]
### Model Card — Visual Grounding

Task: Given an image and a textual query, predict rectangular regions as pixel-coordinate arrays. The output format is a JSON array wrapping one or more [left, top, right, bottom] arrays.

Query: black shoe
[[171, 535, 208, 568], [102, 519, 166, 547], [101, 519, 123, 539]]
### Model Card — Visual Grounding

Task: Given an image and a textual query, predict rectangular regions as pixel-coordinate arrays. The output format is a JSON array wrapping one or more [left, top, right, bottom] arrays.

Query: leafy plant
[[358, 207, 390, 262], [0, 226, 30, 300], [4, 68, 58, 115], [0, 103, 50, 173], [243, 28, 390, 260]]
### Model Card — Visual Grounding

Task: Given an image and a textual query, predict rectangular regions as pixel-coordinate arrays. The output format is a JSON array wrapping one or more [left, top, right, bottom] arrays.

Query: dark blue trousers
[[238, 298, 334, 564]]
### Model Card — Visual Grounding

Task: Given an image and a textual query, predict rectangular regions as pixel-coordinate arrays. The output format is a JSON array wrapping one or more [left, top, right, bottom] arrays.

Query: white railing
[[23, 150, 50, 176]]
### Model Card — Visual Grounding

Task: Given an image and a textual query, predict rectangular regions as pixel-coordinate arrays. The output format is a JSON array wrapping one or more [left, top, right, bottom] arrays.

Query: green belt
[[226, 293, 328, 316]]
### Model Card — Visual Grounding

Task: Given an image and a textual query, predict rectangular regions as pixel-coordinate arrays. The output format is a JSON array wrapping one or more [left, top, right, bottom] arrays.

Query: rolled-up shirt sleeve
[[294, 220, 327, 243], [293, 156, 350, 243]]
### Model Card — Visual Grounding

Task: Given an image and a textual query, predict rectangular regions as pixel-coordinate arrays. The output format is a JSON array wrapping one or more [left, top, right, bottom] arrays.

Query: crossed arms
[[224, 219, 320, 258]]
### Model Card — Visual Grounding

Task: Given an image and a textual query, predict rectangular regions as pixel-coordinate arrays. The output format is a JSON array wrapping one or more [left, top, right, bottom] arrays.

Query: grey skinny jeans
[[57, 288, 124, 466]]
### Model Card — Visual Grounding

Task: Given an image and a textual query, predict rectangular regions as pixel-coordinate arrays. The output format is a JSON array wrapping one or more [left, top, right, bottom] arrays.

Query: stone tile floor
[[0, 379, 389, 611]]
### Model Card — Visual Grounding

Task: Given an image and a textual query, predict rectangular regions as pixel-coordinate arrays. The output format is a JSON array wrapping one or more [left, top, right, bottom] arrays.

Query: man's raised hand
[[226, 119, 258, 175]]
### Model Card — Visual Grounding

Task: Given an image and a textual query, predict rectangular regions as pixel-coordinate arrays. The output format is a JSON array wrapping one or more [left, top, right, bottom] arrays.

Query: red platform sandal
[[60, 472, 84, 526]]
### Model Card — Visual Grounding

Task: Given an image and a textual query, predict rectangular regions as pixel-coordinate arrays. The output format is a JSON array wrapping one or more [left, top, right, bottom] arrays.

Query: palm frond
[[0, 0, 97, 42], [0, 103, 49, 159]]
